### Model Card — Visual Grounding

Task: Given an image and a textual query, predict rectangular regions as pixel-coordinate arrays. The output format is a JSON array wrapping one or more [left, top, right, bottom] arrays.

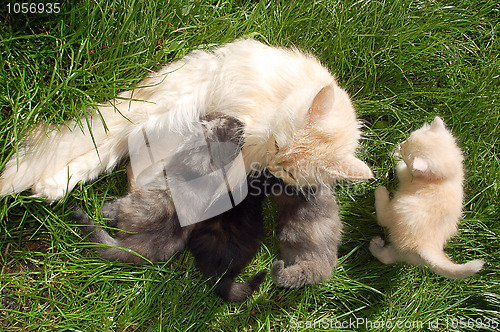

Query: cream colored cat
[[0, 39, 372, 199], [370, 117, 484, 279]]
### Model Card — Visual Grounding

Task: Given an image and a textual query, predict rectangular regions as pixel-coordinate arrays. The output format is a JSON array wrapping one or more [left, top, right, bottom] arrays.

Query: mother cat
[[0, 39, 372, 199]]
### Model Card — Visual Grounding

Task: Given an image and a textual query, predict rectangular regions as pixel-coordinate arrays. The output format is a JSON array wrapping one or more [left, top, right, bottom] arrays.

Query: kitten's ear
[[330, 154, 374, 181], [307, 85, 335, 124], [412, 157, 429, 173], [430, 116, 446, 132]]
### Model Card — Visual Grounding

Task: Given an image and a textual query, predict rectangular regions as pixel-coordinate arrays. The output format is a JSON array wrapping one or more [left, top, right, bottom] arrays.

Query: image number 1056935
[[6, 3, 61, 14]]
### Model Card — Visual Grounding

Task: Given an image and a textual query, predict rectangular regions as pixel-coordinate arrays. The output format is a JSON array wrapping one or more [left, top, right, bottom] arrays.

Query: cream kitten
[[369, 117, 484, 279], [0, 39, 372, 199]]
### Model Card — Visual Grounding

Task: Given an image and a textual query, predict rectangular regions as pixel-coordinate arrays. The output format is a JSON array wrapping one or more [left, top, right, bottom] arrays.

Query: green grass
[[1, 0, 499, 331]]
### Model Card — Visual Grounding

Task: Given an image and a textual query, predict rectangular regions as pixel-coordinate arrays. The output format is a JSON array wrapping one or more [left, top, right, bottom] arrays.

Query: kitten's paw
[[369, 236, 386, 258], [271, 260, 285, 277], [271, 260, 329, 288], [102, 201, 120, 225], [374, 186, 389, 201], [68, 205, 94, 227], [370, 236, 386, 250], [369, 237, 399, 264], [271, 260, 297, 288], [271, 261, 293, 288]]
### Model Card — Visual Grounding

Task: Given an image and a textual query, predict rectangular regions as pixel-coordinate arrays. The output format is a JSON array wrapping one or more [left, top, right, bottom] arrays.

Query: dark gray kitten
[[72, 114, 268, 302], [271, 186, 343, 288]]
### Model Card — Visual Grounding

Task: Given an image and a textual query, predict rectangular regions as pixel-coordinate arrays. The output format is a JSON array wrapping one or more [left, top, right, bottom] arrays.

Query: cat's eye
[[285, 169, 296, 181]]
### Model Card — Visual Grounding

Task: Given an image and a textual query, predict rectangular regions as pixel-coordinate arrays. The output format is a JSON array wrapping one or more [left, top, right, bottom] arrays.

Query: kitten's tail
[[70, 205, 146, 264], [214, 271, 267, 302], [418, 246, 484, 279]]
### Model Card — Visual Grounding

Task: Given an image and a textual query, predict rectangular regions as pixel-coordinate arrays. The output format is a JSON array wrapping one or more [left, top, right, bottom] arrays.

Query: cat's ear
[[411, 157, 438, 178], [412, 157, 429, 173], [330, 154, 373, 181], [430, 116, 446, 132], [307, 85, 335, 124]]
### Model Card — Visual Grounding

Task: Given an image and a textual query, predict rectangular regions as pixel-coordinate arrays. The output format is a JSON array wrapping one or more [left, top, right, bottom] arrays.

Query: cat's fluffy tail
[[418, 246, 484, 279], [0, 109, 132, 200], [214, 271, 267, 302]]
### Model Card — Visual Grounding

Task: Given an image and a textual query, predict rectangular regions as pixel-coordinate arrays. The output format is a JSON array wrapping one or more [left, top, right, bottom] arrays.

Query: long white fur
[[0, 39, 372, 199], [370, 117, 484, 279]]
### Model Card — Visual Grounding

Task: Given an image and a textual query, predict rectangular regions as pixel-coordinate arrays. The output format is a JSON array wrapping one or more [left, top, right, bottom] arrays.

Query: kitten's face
[[399, 117, 463, 180], [267, 85, 373, 186]]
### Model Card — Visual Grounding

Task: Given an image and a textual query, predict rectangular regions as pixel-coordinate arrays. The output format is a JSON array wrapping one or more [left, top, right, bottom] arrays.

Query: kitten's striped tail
[[418, 246, 484, 279]]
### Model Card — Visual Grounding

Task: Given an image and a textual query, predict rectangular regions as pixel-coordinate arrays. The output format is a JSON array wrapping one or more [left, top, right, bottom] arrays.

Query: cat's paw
[[369, 237, 399, 264], [369, 236, 386, 255], [271, 260, 285, 276], [271, 261, 298, 288], [271, 260, 330, 288], [370, 236, 385, 248], [32, 172, 71, 200], [374, 186, 389, 201], [102, 201, 120, 226], [68, 205, 96, 231]]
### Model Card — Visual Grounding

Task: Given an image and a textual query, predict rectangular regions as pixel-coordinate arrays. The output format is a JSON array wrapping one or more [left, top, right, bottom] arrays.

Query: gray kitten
[[72, 114, 268, 302], [271, 186, 343, 288]]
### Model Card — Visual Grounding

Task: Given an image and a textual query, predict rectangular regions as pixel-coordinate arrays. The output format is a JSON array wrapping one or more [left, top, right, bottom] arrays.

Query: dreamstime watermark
[[289, 316, 499, 330]]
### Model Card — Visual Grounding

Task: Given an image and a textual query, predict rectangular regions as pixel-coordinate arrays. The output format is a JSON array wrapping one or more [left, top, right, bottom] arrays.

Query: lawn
[[1, 0, 499, 331]]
